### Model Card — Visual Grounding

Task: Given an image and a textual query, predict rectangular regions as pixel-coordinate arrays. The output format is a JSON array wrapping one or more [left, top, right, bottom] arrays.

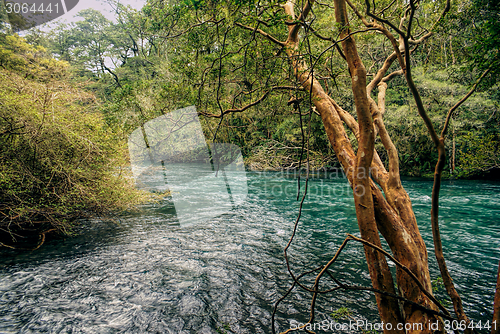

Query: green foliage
[[361, 330, 380, 334], [216, 322, 232, 334], [43, 0, 500, 179], [331, 307, 352, 320], [0, 34, 67, 80], [431, 277, 452, 307], [448, 0, 500, 80], [456, 133, 500, 177], [0, 34, 148, 246], [330, 307, 380, 333], [431, 276, 444, 293], [383, 68, 499, 177]]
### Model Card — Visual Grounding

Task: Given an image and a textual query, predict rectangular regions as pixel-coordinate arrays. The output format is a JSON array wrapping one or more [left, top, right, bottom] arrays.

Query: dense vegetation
[[0, 34, 147, 248], [25, 0, 498, 178], [1, 0, 497, 246], [0, 0, 499, 330]]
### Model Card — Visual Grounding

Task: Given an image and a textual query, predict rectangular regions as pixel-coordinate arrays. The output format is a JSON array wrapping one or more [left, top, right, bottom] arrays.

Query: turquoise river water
[[0, 171, 499, 333]]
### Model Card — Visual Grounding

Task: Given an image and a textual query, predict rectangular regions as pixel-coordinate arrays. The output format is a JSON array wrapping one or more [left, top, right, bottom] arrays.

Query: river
[[1, 171, 499, 333]]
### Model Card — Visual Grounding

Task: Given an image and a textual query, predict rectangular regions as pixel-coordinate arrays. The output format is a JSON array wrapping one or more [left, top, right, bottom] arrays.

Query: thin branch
[[200, 91, 270, 118], [347, 234, 451, 316], [441, 66, 492, 138], [408, 0, 451, 45], [287, 0, 315, 44], [278, 235, 459, 334], [492, 260, 500, 334], [364, 0, 405, 37], [403, 37, 440, 147], [430, 66, 492, 332], [407, 0, 417, 39], [160, 18, 224, 40], [378, 0, 397, 16], [235, 22, 286, 46], [381, 69, 404, 82]]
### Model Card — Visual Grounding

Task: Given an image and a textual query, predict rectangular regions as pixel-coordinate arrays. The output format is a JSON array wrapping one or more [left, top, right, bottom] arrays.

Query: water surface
[[1, 172, 499, 333]]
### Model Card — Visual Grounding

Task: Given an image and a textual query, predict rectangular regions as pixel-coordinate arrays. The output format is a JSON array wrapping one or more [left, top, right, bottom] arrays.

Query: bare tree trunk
[[452, 125, 456, 172], [279, 1, 442, 332], [450, 35, 456, 66], [332, 0, 406, 329], [492, 260, 500, 334]]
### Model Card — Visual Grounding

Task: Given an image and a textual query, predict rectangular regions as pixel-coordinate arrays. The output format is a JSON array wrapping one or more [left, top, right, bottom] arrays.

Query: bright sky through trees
[[50, 0, 145, 25]]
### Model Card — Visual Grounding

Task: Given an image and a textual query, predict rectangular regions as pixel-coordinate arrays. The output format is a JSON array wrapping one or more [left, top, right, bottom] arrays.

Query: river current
[[1, 171, 499, 333]]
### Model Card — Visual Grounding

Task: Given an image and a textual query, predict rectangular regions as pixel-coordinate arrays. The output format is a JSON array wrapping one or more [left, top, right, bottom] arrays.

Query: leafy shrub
[[0, 34, 148, 248]]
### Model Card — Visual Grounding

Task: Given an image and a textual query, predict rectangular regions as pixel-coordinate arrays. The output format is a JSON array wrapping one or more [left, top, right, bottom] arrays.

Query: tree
[[47, 0, 498, 331]]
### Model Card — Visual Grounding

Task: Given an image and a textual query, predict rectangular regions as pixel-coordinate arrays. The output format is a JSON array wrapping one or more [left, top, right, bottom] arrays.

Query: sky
[[1, 0, 146, 34], [47, 0, 146, 27]]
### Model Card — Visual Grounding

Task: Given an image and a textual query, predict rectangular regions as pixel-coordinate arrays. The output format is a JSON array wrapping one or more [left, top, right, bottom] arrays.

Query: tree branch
[[441, 66, 492, 138], [430, 66, 492, 332], [287, 0, 315, 44], [234, 22, 286, 46], [200, 91, 270, 118]]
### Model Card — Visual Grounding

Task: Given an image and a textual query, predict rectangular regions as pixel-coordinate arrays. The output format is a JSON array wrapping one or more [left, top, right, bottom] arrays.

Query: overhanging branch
[[235, 22, 286, 46]]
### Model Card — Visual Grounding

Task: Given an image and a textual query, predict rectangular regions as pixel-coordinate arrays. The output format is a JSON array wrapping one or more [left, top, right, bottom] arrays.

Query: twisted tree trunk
[[281, 1, 443, 332]]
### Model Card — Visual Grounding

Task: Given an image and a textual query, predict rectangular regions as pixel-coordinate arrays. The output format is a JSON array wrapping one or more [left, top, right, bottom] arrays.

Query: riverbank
[[245, 159, 500, 181], [244, 150, 500, 181]]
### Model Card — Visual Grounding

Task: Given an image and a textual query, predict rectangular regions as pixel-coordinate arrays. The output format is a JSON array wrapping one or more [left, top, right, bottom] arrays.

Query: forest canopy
[[31, 0, 499, 178]]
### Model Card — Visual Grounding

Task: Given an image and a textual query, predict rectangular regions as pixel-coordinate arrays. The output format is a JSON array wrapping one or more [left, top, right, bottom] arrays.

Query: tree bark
[[279, 1, 443, 332], [332, 0, 406, 330], [278, 1, 444, 332], [492, 260, 500, 334]]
